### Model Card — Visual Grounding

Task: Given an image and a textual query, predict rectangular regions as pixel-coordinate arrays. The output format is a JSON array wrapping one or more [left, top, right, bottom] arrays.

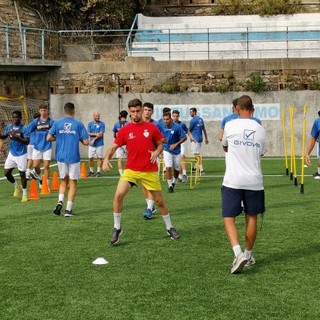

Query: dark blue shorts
[[221, 186, 265, 218]]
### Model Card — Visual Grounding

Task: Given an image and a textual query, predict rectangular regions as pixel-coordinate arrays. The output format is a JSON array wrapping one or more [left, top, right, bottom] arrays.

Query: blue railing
[[0, 25, 59, 60]]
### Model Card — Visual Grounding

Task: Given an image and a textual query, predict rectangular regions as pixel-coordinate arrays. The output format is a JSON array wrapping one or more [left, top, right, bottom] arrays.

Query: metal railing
[[0, 25, 59, 60]]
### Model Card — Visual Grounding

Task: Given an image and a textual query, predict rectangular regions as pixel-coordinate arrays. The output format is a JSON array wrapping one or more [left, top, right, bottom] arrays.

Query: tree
[[17, 0, 150, 30]]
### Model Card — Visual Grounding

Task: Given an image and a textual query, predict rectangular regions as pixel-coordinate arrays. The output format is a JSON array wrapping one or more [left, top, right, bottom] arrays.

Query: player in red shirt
[[103, 98, 180, 245]]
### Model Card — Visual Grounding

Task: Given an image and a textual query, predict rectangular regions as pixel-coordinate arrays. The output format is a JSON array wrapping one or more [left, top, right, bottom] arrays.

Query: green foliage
[[309, 77, 320, 90], [212, 0, 303, 16], [215, 82, 229, 93], [161, 81, 180, 94], [17, 0, 149, 30], [247, 73, 266, 92]]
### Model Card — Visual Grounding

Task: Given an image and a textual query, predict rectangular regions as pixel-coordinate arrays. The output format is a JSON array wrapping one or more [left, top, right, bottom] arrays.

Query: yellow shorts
[[121, 169, 162, 191]]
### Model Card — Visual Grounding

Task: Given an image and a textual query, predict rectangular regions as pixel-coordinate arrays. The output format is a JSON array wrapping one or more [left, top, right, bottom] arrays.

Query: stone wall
[[0, 0, 42, 27]]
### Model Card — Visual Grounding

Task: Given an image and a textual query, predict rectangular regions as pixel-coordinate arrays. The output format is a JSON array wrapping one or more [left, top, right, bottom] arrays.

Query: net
[[0, 96, 49, 163]]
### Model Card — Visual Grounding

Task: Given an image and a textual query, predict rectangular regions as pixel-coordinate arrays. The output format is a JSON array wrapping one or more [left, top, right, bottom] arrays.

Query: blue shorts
[[221, 186, 265, 218]]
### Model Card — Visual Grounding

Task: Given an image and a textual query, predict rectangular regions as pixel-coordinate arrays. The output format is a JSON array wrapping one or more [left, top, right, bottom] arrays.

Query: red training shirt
[[114, 121, 163, 172]]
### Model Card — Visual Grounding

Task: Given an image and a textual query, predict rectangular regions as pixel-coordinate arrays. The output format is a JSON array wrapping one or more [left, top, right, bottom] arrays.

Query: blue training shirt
[[189, 115, 205, 143], [49, 117, 89, 163], [87, 120, 105, 147], [112, 120, 128, 137], [162, 122, 186, 155], [3, 124, 29, 156], [27, 117, 54, 151]]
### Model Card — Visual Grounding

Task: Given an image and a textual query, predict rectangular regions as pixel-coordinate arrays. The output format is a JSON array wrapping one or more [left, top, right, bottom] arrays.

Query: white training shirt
[[222, 118, 266, 190]]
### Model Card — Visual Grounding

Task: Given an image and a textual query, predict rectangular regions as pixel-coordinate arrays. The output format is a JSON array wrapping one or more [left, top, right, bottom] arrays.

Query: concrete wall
[[50, 91, 320, 159]]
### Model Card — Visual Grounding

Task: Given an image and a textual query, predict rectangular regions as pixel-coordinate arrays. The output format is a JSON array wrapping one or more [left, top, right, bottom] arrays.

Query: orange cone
[[40, 173, 50, 195], [51, 171, 59, 191], [80, 162, 88, 179], [29, 178, 39, 200]]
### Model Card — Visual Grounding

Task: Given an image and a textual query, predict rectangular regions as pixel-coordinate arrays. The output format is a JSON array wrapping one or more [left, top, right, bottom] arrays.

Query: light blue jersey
[[189, 115, 206, 143], [49, 117, 89, 163], [162, 122, 186, 155], [3, 124, 29, 156], [112, 120, 128, 137], [27, 117, 54, 151], [87, 120, 105, 147]]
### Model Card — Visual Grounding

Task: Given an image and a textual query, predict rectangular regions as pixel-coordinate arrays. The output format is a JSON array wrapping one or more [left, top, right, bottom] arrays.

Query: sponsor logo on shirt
[[128, 132, 135, 139], [234, 129, 260, 148], [59, 122, 76, 135], [143, 130, 149, 138]]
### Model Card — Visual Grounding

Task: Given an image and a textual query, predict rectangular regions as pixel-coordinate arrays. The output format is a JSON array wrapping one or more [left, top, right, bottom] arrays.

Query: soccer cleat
[[95, 172, 101, 177], [176, 177, 182, 183], [143, 208, 153, 219], [168, 186, 174, 193], [167, 227, 180, 240], [152, 206, 156, 214], [110, 228, 122, 245], [314, 172, 320, 179], [53, 201, 63, 216], [231, 252, 248, 274], [21, 195, 28, 203], [13, 186, 21, 198], [182, 174, 188, 183], [87, 171, 95, 177], [200, 170, 205, 175], [245, 256, 256, 267], [26, 172, 31, 180], [64, 210, 75, 217], [30, 170, 41, 180]]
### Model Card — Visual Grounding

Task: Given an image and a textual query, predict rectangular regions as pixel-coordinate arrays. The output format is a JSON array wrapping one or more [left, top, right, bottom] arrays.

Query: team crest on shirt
[[64, 123, 72, 133], [128, 132, 135, 139], [171, 130, 174, 134], [243, 129, 256, 140], [143, 129, 149, 137]]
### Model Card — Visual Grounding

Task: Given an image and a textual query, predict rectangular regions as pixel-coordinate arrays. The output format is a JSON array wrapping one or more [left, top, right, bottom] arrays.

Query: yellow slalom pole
[[290, 106, 298, 186], [289, 106, 294, 181], [300, 104, 307, 194], [281, 108, 289, 176]]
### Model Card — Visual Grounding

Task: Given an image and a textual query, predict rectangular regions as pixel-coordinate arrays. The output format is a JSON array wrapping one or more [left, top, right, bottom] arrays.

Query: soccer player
[[140, 102, 159, 219], [112, 110, 129, 176], [0, 110, 29, 202], [306, 110, 320, 178], [189, 107, 209, 174], [47, 102, 89, 217], [27, 104, 54, 187], [162, 111, 186, 193], [26, 112, 40, 180], [87, 112, 105, 177], [172, 110, 189, 183], [102, 98, 180, 245], [221, 95, 265, 274]]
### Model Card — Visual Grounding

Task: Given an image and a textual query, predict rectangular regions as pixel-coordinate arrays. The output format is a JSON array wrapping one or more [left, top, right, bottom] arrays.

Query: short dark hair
[[38, 104, 48, 110], [143, 102, 153, 110], [128, 99, 142, 108], [232, 98, 238, 107], [162, 107, 171, 114], [190, 107, 197, 113], [64, 102, 75, 114], [172, 110, 180, 115], [237, 95, 253, 111], [12, 110, 22, 118], [119, 110, 128, 120]]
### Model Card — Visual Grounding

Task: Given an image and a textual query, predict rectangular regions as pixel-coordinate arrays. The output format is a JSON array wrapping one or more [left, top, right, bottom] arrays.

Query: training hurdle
[[159, 155, 202, 189]]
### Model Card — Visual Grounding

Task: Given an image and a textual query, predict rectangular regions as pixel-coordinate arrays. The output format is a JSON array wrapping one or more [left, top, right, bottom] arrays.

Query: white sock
[[58, 193, 64, 203], [66, 201, 73, 211], [232, 245, 242, 257], [13, 181, 18, 188], [200, 165, 204, 171], [162, 214, 173, 230], [244, 249, 252, 260], [90, 167, 94, 173], [113, 212, 122, 229], [178, 174, 182, 179], [26, 168, 31, 174], [22, 188, 27, 195], [167, 179, 173, 187], [172, 177, 177, 184], [146, 199, 154, 210], [119, 169, 123, 176], [97, 167, 101, 173], [318, 168, 320, 174], [182, 170, 187, 175]]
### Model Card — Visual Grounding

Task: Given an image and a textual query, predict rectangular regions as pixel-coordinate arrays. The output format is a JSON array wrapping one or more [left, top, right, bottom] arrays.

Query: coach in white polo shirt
[[221, 95, 266, 275]]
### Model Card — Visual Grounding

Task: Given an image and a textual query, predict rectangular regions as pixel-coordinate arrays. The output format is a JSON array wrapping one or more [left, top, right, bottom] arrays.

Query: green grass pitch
[[1, 158, 320, 320]]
